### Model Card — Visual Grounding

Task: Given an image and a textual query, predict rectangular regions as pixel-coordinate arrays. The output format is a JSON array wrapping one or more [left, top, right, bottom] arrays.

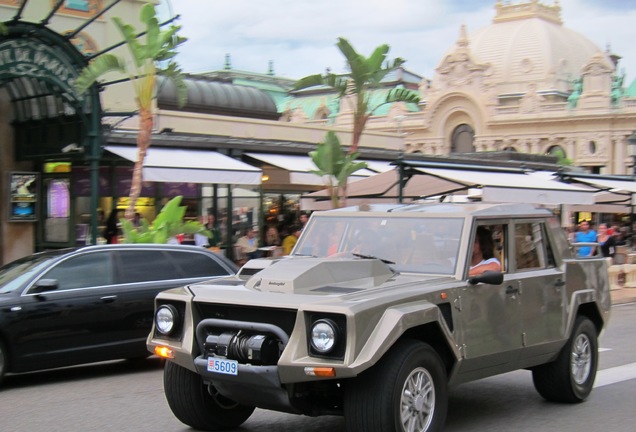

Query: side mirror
[[31, 278, 59, 294], [468, 271, 504, 286]]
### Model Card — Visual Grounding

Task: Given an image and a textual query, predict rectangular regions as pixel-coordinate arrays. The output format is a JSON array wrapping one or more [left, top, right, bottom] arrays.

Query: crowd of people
[[568, 220, 628, 261], [232, 212, 309, 264]]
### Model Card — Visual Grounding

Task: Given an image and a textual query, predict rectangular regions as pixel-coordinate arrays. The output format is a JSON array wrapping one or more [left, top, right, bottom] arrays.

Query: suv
[[147, 203, 611, 432]]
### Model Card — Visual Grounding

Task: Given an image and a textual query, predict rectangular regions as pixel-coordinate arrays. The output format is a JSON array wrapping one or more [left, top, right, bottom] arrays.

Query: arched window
[[546, 145, 567, 159], [451, 124, 475, 153]]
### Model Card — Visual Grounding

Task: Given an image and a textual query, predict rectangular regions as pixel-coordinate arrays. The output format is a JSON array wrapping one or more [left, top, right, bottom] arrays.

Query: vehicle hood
[[187, 257, 455, 307], [243, 257, 395, 294]]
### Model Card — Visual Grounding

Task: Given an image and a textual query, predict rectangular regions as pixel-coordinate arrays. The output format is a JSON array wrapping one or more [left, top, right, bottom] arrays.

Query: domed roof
[[450, 1, 609, 95]]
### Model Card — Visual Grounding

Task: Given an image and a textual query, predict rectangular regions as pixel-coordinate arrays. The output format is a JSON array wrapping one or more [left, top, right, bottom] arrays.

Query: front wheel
[[345, 339, 448, 432], [532, 316, 598, 403], [163, 361, 255, 431]]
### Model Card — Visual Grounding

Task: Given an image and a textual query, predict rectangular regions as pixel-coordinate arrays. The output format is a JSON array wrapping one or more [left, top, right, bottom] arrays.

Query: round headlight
[[311, 319, 337, 353], [155, 305, 178, 335]]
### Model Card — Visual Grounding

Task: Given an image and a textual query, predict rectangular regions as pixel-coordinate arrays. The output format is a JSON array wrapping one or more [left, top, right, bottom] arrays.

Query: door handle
[[100, 295, 117, 303], [554, 279, 566, 287], [505, 285, 519, 295]]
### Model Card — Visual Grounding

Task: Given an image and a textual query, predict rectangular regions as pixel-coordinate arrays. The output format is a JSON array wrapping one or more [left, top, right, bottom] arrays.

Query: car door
[[112, 249, 233, 350], [511, 220, 566, 363], [456, 222, 524, 375], [13, 251, 121, 369]]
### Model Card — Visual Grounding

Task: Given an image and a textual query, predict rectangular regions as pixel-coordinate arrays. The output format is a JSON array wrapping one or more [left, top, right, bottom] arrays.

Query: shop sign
[[8, 172, 38, 222], [0, 39, 82, 104]]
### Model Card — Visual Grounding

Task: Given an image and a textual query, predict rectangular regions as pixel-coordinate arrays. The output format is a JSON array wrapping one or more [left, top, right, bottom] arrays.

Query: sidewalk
[[611, 287, 636, 305]]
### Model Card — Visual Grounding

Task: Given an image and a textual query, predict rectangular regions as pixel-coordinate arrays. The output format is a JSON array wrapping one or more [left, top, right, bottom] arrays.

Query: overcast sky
[[160, 0, 636, 84]]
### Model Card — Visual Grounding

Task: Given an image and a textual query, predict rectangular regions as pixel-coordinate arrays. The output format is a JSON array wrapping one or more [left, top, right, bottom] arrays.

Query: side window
[[468, 224, 506, 276], [116, 251, 180, 283], [41, 252, 113, 290], [169, 251, 230, 278], [514, 222, 553, 270]]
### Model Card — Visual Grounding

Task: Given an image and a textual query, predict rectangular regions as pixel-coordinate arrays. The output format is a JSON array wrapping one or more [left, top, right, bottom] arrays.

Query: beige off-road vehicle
[[147, 203, 610, 432]]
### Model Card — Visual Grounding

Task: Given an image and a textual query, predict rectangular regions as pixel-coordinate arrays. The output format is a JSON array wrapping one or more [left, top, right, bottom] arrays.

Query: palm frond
[[75, 54, 127, 93], [113, 17, 144, 68], [293, 74, 327, 91]]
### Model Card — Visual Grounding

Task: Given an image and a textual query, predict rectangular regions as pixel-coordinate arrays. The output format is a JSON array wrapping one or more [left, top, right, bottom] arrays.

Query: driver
[[469, 226, 501, 276]]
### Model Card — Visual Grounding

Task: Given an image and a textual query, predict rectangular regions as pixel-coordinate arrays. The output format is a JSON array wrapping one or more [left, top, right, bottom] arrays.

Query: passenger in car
[[469, 226, 501, 276]]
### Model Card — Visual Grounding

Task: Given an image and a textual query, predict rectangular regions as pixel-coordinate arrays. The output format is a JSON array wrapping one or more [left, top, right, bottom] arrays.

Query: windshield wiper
[[352, 253, 395, 265]]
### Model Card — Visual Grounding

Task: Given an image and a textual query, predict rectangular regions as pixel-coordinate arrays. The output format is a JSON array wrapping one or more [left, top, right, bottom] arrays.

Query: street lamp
[[626, 131, 636, 248]]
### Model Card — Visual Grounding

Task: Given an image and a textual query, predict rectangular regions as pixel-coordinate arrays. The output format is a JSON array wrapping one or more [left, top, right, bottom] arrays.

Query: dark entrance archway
[[1, 13, 102, 247], [450, 123, 475, 154]]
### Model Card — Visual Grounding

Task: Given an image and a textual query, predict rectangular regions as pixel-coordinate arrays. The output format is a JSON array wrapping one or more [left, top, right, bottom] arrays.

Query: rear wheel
[[532, 316, 598, 403], [345, 339, 448, 432], [163, 361, 255, 430]]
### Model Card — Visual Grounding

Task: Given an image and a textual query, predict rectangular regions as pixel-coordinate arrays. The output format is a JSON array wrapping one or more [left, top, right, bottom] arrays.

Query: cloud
[[170, 0, 635, 83]]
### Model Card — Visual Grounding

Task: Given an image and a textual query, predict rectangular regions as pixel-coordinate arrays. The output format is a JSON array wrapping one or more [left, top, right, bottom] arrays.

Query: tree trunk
[[126, 107, 153, 221]]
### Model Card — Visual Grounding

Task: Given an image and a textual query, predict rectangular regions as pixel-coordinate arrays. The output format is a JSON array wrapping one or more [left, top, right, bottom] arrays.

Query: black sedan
[[0, 244, 237, 385]]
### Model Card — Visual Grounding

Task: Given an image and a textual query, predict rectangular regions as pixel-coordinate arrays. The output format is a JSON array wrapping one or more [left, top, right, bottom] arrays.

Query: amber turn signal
[[154, 345, 175, 359], [304, 367, 336, 377]]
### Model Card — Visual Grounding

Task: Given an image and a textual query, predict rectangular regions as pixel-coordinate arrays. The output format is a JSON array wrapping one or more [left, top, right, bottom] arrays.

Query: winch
[[205, 331, 281, 365]]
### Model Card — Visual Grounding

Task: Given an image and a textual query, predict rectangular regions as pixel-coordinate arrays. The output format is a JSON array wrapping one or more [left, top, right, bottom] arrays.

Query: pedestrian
[[282, 225, 302, 255], [597, 223, 616, 259], [574, 220, 596, 257], [235, 227, 260, 261]]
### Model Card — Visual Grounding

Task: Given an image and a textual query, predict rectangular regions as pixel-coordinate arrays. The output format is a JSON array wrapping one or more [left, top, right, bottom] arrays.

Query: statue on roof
[[567, 77, 582, 109], [611, 72, 624, 107]]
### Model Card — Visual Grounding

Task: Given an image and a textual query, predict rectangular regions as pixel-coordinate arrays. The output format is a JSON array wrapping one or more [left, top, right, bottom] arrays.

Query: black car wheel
[[0, 339, 7, 386], [163, 360, 255, 431], [532, 316, 598, 403], [345, 339, 448, 432]]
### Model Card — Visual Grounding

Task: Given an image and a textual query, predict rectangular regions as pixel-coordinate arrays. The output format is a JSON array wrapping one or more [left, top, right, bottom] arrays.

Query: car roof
[[320, 202, 553, 218], [9, 244, 236, 270]]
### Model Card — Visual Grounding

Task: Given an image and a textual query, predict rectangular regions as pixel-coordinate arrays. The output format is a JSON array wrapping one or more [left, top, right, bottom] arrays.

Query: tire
[[344, 339, 448, 432], [532, 316, 598, 403], [163, 361, 255, 431], [0, 339, 7, 387]]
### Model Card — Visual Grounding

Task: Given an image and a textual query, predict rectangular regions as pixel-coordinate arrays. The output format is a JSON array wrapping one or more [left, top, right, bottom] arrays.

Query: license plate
[[207, 357, 238, 376]]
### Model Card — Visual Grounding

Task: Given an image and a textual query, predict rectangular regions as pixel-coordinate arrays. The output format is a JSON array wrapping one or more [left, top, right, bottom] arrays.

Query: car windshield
[[293, 215, 464, 275], [0, 254, 58, 293]]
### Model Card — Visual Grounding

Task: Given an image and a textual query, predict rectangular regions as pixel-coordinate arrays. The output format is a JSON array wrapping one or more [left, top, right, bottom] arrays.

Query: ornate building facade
[[283, 0, 636, 176]]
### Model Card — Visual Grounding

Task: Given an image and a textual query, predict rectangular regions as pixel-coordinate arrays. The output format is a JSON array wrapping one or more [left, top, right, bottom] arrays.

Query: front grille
[[195, 303, 298, 336]]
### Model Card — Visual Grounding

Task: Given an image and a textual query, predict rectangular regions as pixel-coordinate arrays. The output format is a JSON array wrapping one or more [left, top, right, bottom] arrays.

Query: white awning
[[301, 166, 596, 210], [106, 146, 262, 185], [566, 176, 636, 193], [417, 168, 595, 205], [244, 152, 377, 186]]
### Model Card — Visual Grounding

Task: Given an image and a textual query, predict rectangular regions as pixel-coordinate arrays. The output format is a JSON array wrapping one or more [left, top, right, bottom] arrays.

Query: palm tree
[[310, 131, 368, 208], [294, 37, 420, 155], [75, 3, 187, 220]]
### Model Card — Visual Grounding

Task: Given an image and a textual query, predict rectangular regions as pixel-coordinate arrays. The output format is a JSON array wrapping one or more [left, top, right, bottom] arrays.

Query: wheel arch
[[400, 322, 457, 379], [348, 302, 460, 377], [575, 302, 605, 335]]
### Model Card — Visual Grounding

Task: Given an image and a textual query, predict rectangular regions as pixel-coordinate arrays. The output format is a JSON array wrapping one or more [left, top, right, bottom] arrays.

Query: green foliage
[[75, 3, 187, 108], [294, 37, 420, 121], [0, 22, 8, 35], [120, 196, 209, 244], [75, 55, 127, 93], [310, 131, 368, 208]]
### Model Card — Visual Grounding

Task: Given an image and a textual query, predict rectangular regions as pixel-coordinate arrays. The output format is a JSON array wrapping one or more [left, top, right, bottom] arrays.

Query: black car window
[[40, 252, 113, 290], [115, 250, 181, 283], [169, 251, 230, 278]]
